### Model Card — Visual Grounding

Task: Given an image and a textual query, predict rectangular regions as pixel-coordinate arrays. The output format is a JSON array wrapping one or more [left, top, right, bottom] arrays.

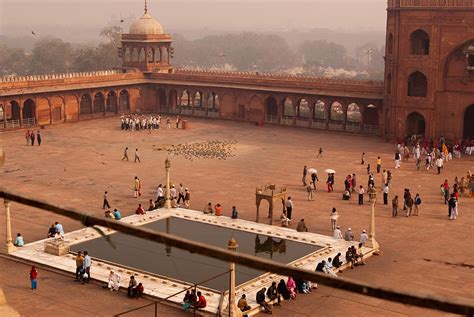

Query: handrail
[[1, 189, 474, 315]]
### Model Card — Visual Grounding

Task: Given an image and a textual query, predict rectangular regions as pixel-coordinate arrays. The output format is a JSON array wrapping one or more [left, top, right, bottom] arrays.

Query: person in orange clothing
[[214, 203, 223, 216]]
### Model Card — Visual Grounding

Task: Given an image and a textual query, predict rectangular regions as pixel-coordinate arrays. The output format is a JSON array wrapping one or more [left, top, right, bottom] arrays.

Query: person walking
[[392, 195, 399, 217], [184, 188, 191, 208], [413, 194, 421, 216], [36, 130, 42, 146], [134, 148, 141, 163], [302, 165, 307, 186], [394, 151, 401, 169], [30, 266, 38, 290], [436, 157, 443, 174], [177, 183, 185, 204], [358, 185, 364, 205], [361, 152, 365, 165], [122, 147, 129, 161], [383, 183, 389, 205], [376, 156, 381, 173], [103, 191, 111, 209], [30, 131, 35, 146], [311, 172, 318, 190], [25, 130, 31, 146], [285, 197, 293, 220], [317, 147, 323, 158], [307, 182, 315, 201], [330, 208, 338, 231]]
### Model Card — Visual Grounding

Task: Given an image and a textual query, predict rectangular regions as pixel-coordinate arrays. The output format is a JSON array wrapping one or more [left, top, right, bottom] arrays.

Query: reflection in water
[[254, 235, 286, 258]]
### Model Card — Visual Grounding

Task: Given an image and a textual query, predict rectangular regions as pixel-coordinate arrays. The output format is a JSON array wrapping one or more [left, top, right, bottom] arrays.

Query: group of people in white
[[119, 114, 181, 131]]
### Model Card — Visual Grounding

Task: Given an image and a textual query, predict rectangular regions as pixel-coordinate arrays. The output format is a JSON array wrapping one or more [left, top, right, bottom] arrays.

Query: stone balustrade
[[0, 69, 121, 83], [174, 68, 383, 87]]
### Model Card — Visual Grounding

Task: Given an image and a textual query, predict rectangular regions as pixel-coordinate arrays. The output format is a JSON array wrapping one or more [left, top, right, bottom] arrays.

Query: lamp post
[[0, 148, 16, 254], [164, 157, 171, 209], [227, 237, 241, 317], [367, 185, 380, 254]]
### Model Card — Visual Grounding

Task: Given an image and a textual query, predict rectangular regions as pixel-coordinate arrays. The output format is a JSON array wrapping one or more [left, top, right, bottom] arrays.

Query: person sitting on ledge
[[214, 203, 223, 216], [203, 202, 213, 214], [148, 199, 156, 211], [266, 281, 281, 305], [47, 224, 57, 238], [105, 210, 114, 219], [280, 210, 290, 227], [237, 294, 251, 312], [127, 276, 137, 298], [133, 282, 144, 299], [107, 270, 121, 291], [195, 291, 207, 309], [135, 204, 146, 215], [256, 288, 272, 314], [113, 209, 122, 220], [231, 206, 238, 219], [14, 233, 24, 247], [277, 279, 291, 300], [346, 247, 355, 269], [296, 219, 308, 232], [182, 290, 193, 312], [332, 253, 342, 269]]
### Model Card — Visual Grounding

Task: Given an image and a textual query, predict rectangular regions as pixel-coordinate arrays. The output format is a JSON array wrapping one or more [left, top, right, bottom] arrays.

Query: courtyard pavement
[[0, 117, 473, 316]]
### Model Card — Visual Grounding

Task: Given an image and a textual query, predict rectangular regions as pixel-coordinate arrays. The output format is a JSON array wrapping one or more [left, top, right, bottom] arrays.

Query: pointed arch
[[408, 71, 427, 97], [410, 29, 430, 55], [80, 94, 92, 116], [106, 91, 117, 113], [406, 111, 425, 136], [119, 90, 130, 112], [93, 92, 105, 114]]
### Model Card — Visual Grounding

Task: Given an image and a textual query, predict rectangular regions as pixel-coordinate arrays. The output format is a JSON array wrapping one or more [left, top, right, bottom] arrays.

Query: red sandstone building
[[0, 0, 473, 141]]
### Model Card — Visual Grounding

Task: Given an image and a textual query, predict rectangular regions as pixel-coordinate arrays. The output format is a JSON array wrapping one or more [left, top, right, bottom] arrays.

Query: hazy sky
[[0, 0, 387, 40]]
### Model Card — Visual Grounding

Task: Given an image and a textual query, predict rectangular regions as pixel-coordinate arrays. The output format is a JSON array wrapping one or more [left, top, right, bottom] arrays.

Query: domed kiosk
[[121, 0, 173, 73]]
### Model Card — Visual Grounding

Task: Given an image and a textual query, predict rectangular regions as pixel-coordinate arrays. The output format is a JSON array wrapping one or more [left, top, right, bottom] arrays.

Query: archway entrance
[[265, 97, 278, 123], [106, 91, 117, 114], [406, 112, 425, 136], [464, 104, 474, 139], [23, 99, 36, 126], [119, 90, 130, 112]]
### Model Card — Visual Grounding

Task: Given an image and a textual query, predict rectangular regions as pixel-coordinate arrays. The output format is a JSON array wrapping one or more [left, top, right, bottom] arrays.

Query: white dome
[[129, 12, 164, 35]]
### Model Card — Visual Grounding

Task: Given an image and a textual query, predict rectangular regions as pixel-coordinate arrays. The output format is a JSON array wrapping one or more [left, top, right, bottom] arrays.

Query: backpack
[[416, 197, 421, 205]]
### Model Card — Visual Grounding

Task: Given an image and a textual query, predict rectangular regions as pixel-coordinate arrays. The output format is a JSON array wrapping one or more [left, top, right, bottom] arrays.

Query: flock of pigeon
[[166, 139, 238, 161]]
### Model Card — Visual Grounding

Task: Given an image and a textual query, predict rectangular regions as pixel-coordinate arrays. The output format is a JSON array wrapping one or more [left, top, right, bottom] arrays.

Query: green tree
[[28, 38, 73, 74], [298, 40, 348, 69]]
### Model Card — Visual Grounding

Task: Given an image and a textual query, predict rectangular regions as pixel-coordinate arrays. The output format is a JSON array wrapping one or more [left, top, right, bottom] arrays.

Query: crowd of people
[[119, 114, 182, 131]]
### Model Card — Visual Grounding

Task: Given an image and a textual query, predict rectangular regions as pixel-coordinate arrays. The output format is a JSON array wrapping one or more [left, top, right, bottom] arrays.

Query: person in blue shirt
[[54, 222, 65, 236], [14, 233, 24, 247], [113, 209, 122, 220]]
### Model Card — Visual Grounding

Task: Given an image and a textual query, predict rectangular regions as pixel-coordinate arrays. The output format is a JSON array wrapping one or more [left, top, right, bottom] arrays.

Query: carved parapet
[[44, 239, 70, 256]]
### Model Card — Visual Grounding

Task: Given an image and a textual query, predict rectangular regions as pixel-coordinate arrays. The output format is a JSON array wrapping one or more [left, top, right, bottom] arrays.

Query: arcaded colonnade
[[0, 69, 384, 136]]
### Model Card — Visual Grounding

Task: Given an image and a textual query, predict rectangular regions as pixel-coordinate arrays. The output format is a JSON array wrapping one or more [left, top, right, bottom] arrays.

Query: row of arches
[[266, 97, 377, 122], [0, 99, 37, 128], [177, 90, 220, 110], [0, 89, 132, 129], [387, 29, 430, 56], [123, 46, 171, 64], [79, 90, 130, 116]]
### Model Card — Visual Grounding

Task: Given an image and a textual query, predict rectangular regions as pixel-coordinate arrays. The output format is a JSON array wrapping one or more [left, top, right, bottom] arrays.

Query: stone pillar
[[3, 199, 16, 254], [227, 238, 242, 317], [366, 186, 380, 254], [167, 47, 171, 65], [164, 157, 171, 209]]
